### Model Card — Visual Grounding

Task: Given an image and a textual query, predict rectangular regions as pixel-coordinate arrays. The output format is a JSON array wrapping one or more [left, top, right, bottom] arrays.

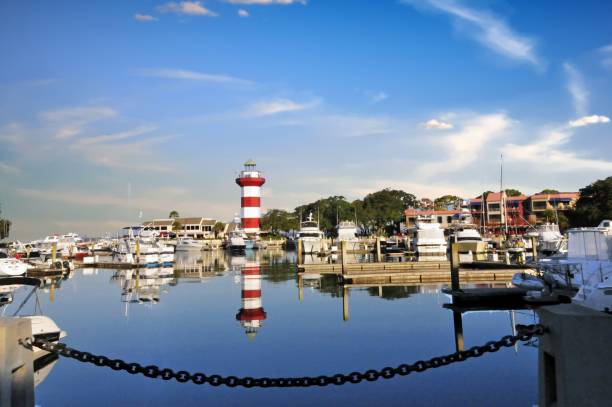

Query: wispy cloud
[[563, 62, 588, 116], [402, 0, 540, 67], [568, 115, 610, 128], [137, 68, 254, 85], [419, 112, 512, 174], [598, 43, 612, 69], [238, 9, 249, 17], [247, 98, 320, 116], [505, 125, 612, 172], [225, 0, 306, 5], [367, 91, 388, 104], [157, 1, 218, 16], [41, 106, 117, 139], [75, 126, 158, 146], [134, 14, 159, 22], [422, 118, 453, 130], [0, 162, 21, 174]]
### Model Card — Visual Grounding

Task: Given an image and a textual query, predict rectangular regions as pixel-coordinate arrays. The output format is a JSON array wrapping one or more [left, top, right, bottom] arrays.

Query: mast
[[500, 154, 507, 236]]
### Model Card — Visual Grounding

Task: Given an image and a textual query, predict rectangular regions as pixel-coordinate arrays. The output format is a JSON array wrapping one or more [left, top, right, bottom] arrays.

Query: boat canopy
[[567, 228, 611, 260]]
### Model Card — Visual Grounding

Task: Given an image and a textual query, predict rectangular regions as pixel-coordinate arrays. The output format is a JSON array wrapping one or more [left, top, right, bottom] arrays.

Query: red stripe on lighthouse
[[241, 197, 261, 207], [242, 218, 259, 229], [242, 290, 262, 298], [236, 177, 266, 187]]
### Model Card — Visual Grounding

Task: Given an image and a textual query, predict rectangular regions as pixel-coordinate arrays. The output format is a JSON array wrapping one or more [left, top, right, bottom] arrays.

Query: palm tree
[[169, 210, 179, 219]]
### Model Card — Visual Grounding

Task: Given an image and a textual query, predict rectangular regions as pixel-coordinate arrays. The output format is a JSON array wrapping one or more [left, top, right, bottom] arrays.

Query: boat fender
[[63, 261, 70, 270], [54, 261, 63, 269]]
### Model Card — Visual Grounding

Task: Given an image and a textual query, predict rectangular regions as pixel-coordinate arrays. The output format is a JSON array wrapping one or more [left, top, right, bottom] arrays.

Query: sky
[[1, 0, 611, 240]]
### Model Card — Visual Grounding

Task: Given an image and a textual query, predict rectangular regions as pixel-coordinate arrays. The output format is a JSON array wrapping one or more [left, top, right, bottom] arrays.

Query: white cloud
[[419, 113, 512, 174], [402, 0, 540, 67], [0, 162, 21, 174], [41, 106, 117, 139], [368, 91, 388, 104], [422, 118, 453, 130], [598, 43, 612, 69], [157, 1, 218, 16], [137, 68, 253, 85], [134, 14, 159, 22], [505, 126, 612, 172], [568, 115, 610, 128], [76, 126, 157, 146], [226, 0, 306, 5], [247, 98, 320, 116], [238, 9, 249, 17], [563, 62, 588, 117]]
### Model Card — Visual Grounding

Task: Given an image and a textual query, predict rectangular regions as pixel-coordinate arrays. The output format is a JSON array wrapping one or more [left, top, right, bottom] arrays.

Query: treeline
[[261, 176, 612, 236]]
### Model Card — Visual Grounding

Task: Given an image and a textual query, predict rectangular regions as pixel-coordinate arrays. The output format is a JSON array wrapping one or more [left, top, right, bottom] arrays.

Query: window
[[447, 216, 452, 223], [437, 216, 443, 223], [488, 203, 501, 211]]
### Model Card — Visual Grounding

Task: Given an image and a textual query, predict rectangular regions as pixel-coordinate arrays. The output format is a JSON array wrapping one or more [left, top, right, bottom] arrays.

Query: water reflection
[[236, 259, 267, 339]]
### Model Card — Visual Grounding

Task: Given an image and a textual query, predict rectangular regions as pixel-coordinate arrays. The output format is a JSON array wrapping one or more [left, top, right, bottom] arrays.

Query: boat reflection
[[115, 268, 176, 311], [236, 259, 266, 339]]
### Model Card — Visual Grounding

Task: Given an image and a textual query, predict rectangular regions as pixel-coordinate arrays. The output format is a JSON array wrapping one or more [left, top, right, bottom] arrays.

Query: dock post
[[375, 237, 381, 262], [450, 242, 460, 292], [0, 318, 35, 407], [135, 238, 141, 265], [51, 242, 57, 264], [452, 311, 464, 352], [342, 286, 349, 321], [531, 236, 538, 262], [341, 240, 347, 275], [297, 239, 302, 265]]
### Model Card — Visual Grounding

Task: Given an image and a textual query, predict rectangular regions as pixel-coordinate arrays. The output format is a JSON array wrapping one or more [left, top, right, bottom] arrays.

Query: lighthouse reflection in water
[[236, 259, 267, 339]]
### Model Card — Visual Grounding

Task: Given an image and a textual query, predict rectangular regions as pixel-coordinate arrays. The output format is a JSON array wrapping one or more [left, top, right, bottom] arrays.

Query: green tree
[[477, 191, 494, 199], [295, 196, 354, 235], [505, 189, 523, 197], [569, 176, 612, 227], [359, 189, 417, 235], [434, 195, 462, 210], [0, 219, 10, 240], [172, 220, 183, 233], [169, 210, 179, 219], [539, 189, 559, 194], [213, 222, 225, 238], [261, 209, 299, 234]]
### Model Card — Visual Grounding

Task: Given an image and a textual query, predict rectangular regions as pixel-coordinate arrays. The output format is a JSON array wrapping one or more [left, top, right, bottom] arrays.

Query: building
[[143, 217, 217, 239], [235, 160, 266, 235], [404, 209, 461, 229], [525, 192, 579, 223]]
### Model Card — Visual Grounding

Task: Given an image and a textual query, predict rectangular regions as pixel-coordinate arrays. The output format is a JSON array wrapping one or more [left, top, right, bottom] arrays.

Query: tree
[[476, 191, 494, 199], [434, 195, 462, 210], [0, 219, 10, 240], [359, 189, 417, 235], [213, 222, 225, 238], [169, 210, 179, 219], [539, 189, 559, 194], [295, 196, 355, 235], [261, 209, 299, 234], [172, 220, 183, 233], [569, 176, 612, 227], [505, 189, 523, 197]]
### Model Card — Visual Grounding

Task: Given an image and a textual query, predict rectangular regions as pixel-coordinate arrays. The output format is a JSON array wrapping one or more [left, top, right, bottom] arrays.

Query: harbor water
[[7, 250, 539, 406]]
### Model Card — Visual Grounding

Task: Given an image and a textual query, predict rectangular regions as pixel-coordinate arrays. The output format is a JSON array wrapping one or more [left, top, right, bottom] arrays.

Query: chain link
[[20, 324, 545, 388]]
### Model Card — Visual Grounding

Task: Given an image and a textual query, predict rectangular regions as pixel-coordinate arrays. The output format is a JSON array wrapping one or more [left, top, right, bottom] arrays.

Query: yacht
[[228, 231, 247, 253], [175, 238, 205, 251], [449, 211, 487, 254], [297, 213, 324, 254], [25, 315, 68, 357], [411, 215, 447, 256], [336, 220, 360, 251], [0, 254, 28, 276], [535, 223, 566, 256], [514, 220, 612, 312]]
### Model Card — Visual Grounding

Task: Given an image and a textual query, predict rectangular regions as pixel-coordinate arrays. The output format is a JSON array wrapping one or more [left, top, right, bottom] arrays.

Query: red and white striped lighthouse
[[235, 160, 266, 235], [235, 262, 266, 338]]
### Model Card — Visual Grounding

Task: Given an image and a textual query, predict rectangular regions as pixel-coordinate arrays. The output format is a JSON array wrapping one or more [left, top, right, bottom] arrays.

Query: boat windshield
[[301, 221, 318, 228], [299, 233, 322, 238]]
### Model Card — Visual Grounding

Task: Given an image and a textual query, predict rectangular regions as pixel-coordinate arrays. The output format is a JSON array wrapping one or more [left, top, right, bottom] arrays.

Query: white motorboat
[[412, 215, 447, 256], [298, 213, 324, 254], [535, 223, 566, 256], [336, 220, 360, 251], [228, 231, 247, 253], [175, 238, 205, 251], [0, 256, 28, 276], [24, 315, 68, 358]]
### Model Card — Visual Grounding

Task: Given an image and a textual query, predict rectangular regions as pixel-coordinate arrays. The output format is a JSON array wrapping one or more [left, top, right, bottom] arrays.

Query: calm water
[[5, 250, 539, 406]]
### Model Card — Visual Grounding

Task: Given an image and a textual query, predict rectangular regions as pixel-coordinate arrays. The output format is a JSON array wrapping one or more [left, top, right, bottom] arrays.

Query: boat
[[228, 231, 247, 253], [0, 254, 28, 276], [25, 315, 67, 355], [157, 242, 175, 266], [449, 211, 488, 255], [411, 215, 447, 256], [297, 212, 324, 254], [175, 238, 205, 251], [336, 220, 360, 251], [535, 223, 567, 256]]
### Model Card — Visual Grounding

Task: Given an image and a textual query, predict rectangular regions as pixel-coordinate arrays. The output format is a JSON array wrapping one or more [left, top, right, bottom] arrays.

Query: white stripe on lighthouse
[[241, 186, 261, 198], [241, 207, 261, 219]]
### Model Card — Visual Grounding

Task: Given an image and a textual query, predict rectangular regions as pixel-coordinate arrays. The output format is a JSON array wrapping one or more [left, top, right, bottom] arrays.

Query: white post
[[0, 318, 34, 407]]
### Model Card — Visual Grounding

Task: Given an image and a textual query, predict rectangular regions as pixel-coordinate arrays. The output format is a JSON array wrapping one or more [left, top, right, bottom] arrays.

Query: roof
[[177, 217, 204, 225], [201, 219, 216, 226], [405, 209, 461, 216], [530, 192, 579, 200], [143, 219, 174, 226], [485, 192, 504, 201], [244, 159, 256, 166], [506, 195, 528, 202]]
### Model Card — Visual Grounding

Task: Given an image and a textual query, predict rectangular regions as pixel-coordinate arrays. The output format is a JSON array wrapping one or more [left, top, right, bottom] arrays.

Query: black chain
[[20, 324, 545, 388]]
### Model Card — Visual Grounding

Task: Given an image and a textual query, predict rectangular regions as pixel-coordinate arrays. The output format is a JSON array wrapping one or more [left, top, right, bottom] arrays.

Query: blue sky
[[1, 0, 611, 239]]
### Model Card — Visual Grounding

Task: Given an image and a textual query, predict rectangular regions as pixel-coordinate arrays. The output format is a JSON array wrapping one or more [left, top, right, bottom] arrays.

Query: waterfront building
[[404, 209, 461, 229], [143, 217, 217, 239], [235, 160, 266, 235], [524, 192, 579, 223]]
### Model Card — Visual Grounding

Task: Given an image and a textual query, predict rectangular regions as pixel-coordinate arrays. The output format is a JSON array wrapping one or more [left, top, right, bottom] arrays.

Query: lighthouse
[[235, 160, 266, 235], [235, 261, 266, 338]]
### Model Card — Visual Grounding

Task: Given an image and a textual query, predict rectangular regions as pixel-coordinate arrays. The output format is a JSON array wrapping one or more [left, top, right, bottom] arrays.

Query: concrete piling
[[0, 318, 34, 407]]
